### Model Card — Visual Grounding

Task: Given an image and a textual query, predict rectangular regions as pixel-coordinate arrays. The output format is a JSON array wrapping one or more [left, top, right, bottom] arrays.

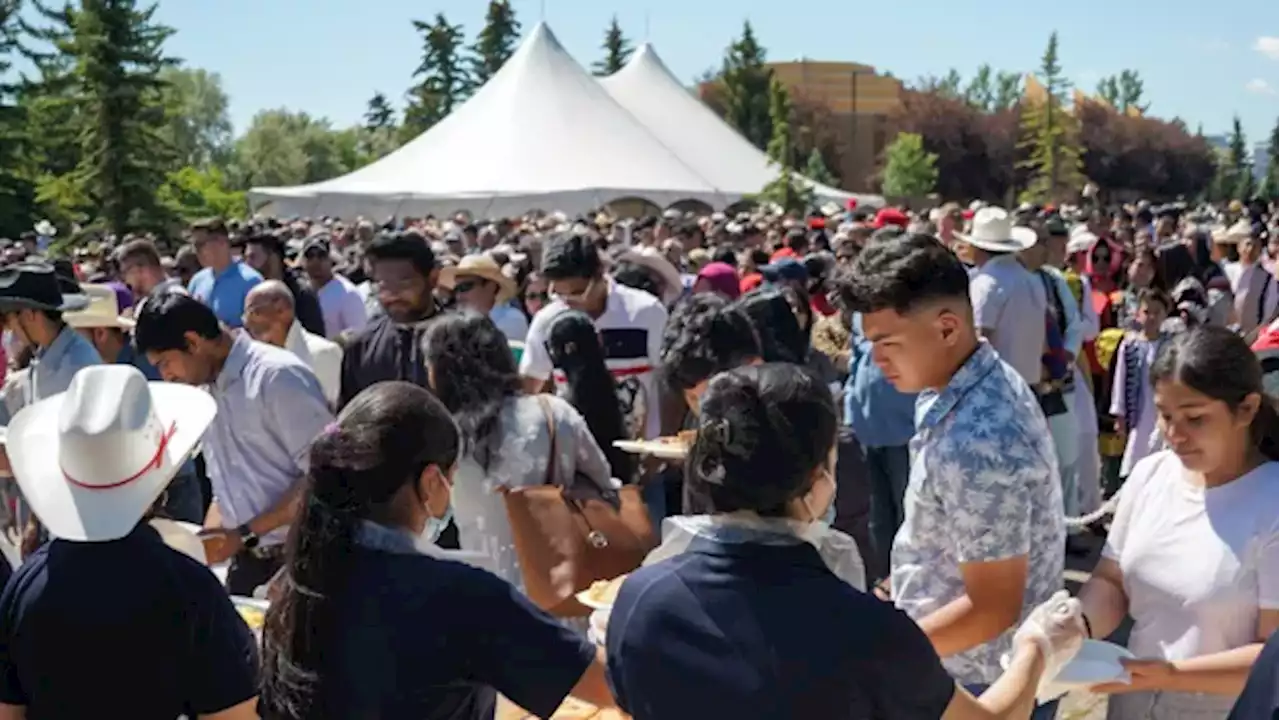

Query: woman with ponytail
[[259, 382, 613, 720], [1078, 325, 1279, 719]]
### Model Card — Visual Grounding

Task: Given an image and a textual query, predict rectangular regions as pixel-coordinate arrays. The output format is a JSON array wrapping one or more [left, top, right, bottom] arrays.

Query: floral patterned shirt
[[890, 341, 1066, 685]]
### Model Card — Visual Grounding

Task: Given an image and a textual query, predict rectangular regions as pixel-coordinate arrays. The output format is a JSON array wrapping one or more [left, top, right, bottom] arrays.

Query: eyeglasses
[[549, 278, 595, 304]]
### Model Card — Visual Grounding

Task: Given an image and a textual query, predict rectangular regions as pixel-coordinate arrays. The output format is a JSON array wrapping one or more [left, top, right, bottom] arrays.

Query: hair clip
[[699, 418, 732, 446]]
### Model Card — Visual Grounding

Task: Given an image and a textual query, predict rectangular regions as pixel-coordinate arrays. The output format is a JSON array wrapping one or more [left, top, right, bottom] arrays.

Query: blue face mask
[[820, 495, 837, 526], [421, 503, 453, 544]]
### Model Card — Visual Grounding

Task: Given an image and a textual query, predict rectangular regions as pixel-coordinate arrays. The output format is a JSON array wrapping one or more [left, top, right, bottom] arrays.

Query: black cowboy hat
[[0, 262, 91, 312]]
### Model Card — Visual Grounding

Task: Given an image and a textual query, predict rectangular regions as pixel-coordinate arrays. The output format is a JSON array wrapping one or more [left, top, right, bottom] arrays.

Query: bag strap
[[535, 394, 558, 486]]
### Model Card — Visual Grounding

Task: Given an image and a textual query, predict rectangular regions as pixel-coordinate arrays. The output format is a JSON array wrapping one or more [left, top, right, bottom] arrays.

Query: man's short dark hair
[[1138, 287, 1172, 313], [189, 217, 228, 236], [134, 292, 221, 355], [366, 231, 436, 277], [114, 238, 163, 269], [541, 234, 602, 281], [846, 232, 970, 315], [661, 294, 761, 391], [244, 233, 285, 260]]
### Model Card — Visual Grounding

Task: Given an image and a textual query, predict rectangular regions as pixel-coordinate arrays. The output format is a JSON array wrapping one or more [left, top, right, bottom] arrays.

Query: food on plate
[[235, 604, 266, 630], [581, 575, 628, 608], [657, 430, 696, 446]]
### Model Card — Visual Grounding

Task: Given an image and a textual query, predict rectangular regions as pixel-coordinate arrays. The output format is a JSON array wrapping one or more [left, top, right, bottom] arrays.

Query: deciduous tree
[[881, 132, 938, 198], [159, 66, 232, 169]]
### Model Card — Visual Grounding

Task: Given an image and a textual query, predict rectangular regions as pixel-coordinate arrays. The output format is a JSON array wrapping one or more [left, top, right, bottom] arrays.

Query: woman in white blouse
[[1079, 326, 1279, 719]]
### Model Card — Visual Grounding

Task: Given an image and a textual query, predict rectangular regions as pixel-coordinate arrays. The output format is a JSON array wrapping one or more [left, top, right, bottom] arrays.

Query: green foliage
[[364, 92, 396, 130], [469, 0, 520, 86], [0, 0, 34, 237], [803, 147, 837, 187], [592, 15, 632, 77], [1017, 32, 1085, 203], [757, 76, 812, 212], [159, 66, 231, 169], [1229, 116, 1256, 200], [963, 65, 994, 110], [402, 13, 467, 141], [992, 71, 1022, 111], [26, 0, 180, 235], [1096, 69, 1146, 113], [1261, 122, 1279, 201], [720, 20, 772, 150], [157, 165, 244, 221], [881, 132, 938, 197]]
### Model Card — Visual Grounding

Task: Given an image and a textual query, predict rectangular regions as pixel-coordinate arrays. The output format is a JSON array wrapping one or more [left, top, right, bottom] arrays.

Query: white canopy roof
[[249, 24, 730, 218], [600, 44, 883, 209]]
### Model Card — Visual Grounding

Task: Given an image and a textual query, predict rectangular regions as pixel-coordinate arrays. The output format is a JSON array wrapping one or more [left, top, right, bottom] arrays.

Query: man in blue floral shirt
[[847, 232, 1065, 719]]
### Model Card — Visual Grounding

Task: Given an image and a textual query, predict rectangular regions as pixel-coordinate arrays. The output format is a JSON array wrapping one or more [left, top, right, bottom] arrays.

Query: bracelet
[[1081, 613, 1094, 639]]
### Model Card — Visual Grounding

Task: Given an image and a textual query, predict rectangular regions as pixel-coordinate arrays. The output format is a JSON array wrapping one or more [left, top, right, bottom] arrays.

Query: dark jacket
[[284, 270, 326, 337], [337, 307, 441, 410]]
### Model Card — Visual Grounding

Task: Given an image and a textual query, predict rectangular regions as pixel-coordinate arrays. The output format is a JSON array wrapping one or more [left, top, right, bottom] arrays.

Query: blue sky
[[155, 0, 1280, 144]]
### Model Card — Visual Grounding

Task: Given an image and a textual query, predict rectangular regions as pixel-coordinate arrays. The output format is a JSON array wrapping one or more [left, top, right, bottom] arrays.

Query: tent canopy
[[600, 44, 882, 209], [249, 23, 731, 219]]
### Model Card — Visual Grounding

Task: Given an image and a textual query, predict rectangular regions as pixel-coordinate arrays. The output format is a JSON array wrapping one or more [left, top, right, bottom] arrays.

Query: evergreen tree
[[757, 76, 812, 212], [720, 21, 773, 150], [1096, 76, 1120, 108], [26, 0, 178, 236], [591, 15, 632, 76], [1228, 116, 1255, 200], [963, 64, 994, 111], [936, 68, 963, 99], [1261, 121, 1279, 201], [992, 71, 1022, 111], [468, 0, 520, 86], [803, 147, 837, 187], [1117, 70, 1146, 113], [881, 132, 938, 198], [402, 13, 467, 141], [364, 92, 396, 131], [1017, 32, 1085, 204], [0, 0, 34, 237]]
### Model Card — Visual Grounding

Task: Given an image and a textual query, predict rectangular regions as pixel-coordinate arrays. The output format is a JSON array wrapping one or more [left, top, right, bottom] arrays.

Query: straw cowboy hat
[[618, 245, 683, 305], [0, 262, 90, 313], [954, 206, 1038, 253], [64, 284, 135, 330], [7, 365, 216, 542], [1211, 219, 1253, 245], [439, 253, 517, 304]]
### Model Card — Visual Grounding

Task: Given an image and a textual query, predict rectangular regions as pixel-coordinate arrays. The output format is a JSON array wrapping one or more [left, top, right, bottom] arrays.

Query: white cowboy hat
[[1211, 219, 1253, 245], [439, 253, 517, 304], [7, 365, 216, 542], [618, 245, 683, 305], [64, 284, 135, 330], [954, 207, 1038, 253], [1066, 225, 1099, 255]]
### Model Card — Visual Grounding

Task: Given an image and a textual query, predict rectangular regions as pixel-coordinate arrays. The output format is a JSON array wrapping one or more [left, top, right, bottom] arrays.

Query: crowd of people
[[0, 194, 1271, 720]]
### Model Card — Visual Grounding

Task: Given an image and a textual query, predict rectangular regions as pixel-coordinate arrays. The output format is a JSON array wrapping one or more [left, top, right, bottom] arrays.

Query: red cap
[[807, 217, 826, 230], [873, 208, 909, 229], [770, 247, 798, 262], [961, 208, 976, 220], [846, 198, 859, 210]]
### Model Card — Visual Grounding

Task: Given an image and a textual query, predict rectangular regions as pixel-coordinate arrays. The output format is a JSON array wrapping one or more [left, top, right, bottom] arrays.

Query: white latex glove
[[1012, 590, 1087, 701]]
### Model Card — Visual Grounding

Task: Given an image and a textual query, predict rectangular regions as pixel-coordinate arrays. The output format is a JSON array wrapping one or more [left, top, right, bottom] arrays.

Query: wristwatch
[[237, 524, 260, 550]]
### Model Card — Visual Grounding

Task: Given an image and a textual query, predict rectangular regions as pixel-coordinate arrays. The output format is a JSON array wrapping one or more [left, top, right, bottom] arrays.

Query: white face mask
[[802, 469, 837, 528], [420, 503, 453, 544]]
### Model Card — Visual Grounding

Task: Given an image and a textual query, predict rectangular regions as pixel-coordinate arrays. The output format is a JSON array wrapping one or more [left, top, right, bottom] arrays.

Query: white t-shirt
[[315, 274, 369, 339], [520, 281, 668, 440], [970, 254, 1048, 386], [1103, 451, 1279, 661]]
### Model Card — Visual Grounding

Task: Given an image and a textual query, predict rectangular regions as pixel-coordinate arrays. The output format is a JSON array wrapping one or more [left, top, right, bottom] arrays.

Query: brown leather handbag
[[500, 396, 657, 617]]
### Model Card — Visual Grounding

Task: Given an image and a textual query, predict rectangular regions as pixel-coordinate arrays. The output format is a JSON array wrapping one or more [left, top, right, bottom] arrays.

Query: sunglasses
[[452, 279, 482, 294]]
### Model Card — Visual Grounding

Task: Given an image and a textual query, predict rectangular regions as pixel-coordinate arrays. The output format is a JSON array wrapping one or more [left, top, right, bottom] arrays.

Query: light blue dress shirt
[[0, 325, 102, 425], [202, 334, 333, 547], [890, 341, 1065, 686], [187, 261, 262, 328]]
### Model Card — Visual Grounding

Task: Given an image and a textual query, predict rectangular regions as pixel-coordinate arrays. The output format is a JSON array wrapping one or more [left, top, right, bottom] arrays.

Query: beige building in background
[[768, 60, 902, 193], [699, 60, 903, 193]]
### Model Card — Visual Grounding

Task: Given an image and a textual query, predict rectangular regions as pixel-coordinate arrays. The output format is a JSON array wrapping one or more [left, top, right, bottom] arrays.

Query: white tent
[[600, 43, 883, 209], [248, 23, 730, 218]]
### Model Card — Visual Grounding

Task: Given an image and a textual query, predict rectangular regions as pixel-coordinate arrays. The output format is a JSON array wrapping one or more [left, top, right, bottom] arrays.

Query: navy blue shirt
[[0, 524, 257, 719], [606, 538, 956, 720], [1229, 631, 1278, 720], [311, 547, 595, 719]]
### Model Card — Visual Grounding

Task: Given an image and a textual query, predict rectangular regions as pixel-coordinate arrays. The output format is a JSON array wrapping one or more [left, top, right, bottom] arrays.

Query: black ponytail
[[1251, 395, 1279, 462], [260, 382, 459, 720]]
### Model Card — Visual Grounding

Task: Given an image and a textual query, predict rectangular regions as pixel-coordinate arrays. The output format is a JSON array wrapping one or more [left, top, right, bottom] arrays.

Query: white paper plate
[[1053, 639, 1134, 686], [613, 439, 687, 460]]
